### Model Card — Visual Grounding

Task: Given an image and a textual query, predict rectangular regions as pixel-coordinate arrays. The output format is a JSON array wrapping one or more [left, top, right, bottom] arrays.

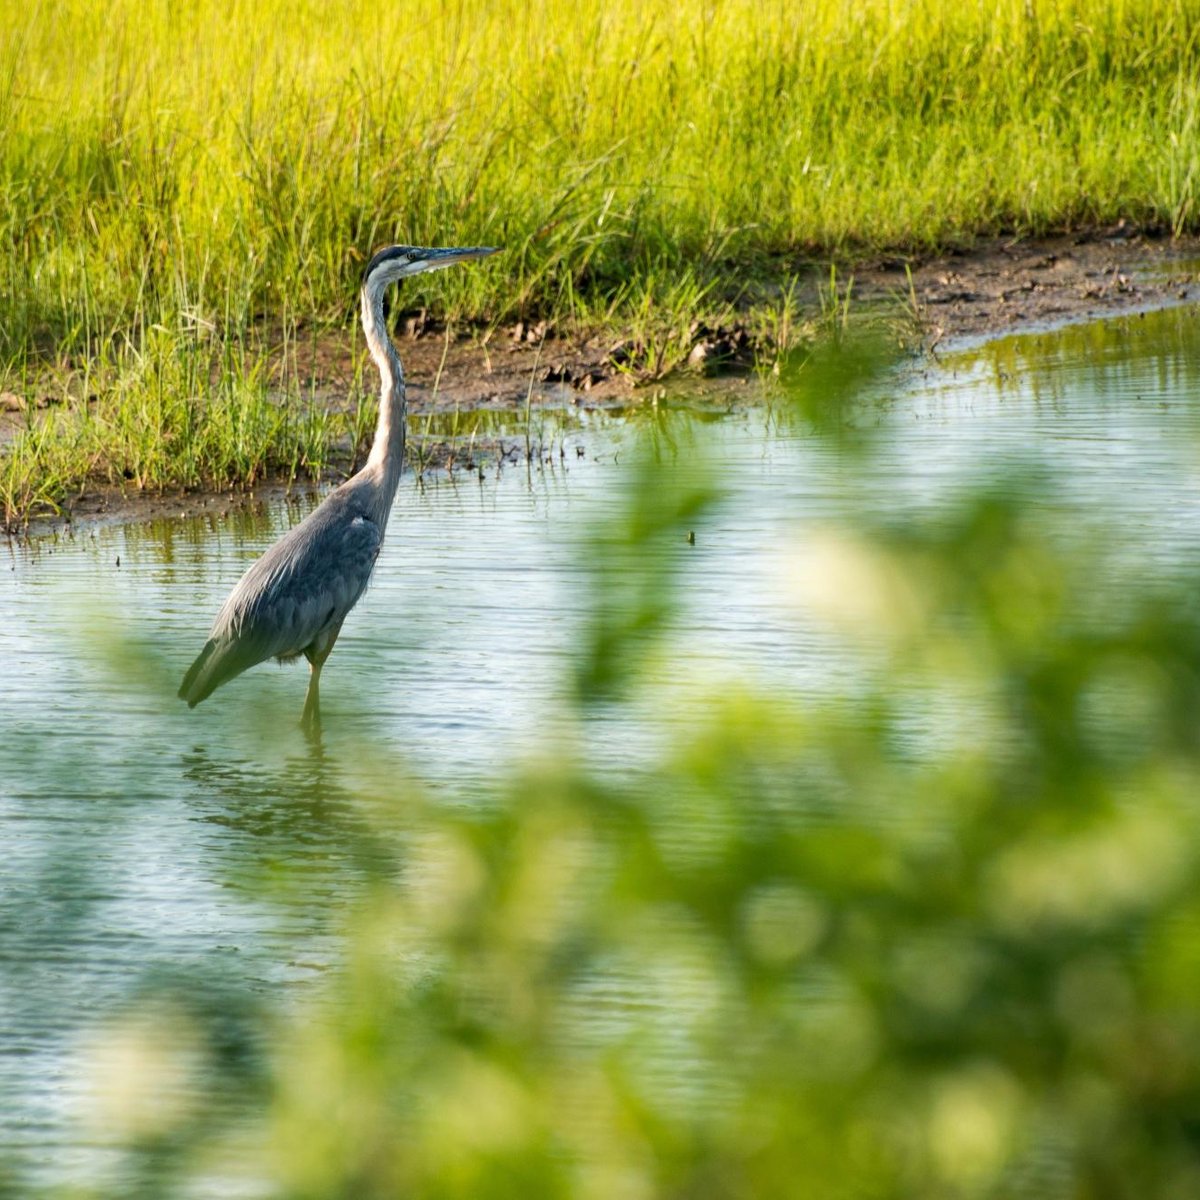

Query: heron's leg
[[301, 658, 323, 733], [300, 623, 342, 733]]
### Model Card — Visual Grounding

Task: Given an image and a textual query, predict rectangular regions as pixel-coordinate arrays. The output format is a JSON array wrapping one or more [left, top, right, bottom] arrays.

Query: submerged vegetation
[[4, 0, 1200, 519]]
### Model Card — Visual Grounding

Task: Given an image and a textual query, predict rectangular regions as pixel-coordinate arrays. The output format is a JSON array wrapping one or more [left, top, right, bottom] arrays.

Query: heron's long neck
[[362, 286, 406, 497]]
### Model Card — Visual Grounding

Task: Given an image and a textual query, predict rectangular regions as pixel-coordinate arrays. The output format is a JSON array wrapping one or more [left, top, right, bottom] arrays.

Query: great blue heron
[[179, 243, 499, 729]]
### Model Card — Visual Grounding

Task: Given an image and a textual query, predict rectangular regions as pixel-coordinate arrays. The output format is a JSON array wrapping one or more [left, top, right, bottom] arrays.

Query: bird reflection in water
[[180, 742, 402, 901]]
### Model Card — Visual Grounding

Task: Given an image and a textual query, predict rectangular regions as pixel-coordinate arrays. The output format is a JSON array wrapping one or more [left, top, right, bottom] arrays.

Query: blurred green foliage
[[42, 348, 1200, 1200]]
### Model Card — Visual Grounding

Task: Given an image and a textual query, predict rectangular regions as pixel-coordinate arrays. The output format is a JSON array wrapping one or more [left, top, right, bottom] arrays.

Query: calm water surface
[[4, 306, 1200, 1184]]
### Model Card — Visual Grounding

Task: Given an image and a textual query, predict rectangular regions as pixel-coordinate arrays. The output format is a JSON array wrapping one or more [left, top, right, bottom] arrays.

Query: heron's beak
[[408, 246, 500, 274]]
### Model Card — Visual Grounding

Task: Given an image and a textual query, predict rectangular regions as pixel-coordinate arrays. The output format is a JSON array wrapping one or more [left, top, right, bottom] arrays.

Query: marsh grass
[[3, 0, 1199, 518], [7, 0, 1200, 345], [0, 330, 364, 523]]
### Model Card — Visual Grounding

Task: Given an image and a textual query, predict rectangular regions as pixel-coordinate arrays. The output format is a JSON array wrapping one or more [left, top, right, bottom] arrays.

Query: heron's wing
[[221, 506, 383, 655], [179, 500, 383, 706]]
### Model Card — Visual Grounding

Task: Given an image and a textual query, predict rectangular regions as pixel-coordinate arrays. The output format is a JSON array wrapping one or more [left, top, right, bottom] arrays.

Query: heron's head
[[362, 244, 499, 294]]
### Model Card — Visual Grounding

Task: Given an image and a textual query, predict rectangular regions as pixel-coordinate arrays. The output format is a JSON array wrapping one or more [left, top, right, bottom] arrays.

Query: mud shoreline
[[856, 226, 1199, 347], [8, 228, 1200, 536], [280, 228, 1200, 414]]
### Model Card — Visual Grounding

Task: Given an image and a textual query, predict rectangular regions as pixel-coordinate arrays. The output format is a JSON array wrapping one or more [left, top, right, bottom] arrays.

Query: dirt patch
[[847, 225, 1200, 349]]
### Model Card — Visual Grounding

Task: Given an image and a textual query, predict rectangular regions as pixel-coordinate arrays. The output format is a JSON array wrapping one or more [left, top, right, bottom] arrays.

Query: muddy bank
[[849, 225, 1200, 348], [37, 434, 594, 533], [293, 227, 1200, 412], [7, 228, 1200, 535]]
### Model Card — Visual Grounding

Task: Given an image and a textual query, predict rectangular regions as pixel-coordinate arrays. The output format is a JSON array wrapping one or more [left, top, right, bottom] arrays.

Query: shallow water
[[5, 305, 1200, 1186]]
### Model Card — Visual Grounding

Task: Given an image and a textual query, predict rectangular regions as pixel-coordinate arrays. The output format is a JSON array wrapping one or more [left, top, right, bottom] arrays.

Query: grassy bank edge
[[5, 221, 1198, 533], [1, 256, 879, 530]]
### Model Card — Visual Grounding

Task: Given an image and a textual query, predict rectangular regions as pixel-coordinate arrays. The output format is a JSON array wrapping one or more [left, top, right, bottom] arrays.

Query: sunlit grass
[[5, 0, 1197, 350], [0, 331, 365, 522]]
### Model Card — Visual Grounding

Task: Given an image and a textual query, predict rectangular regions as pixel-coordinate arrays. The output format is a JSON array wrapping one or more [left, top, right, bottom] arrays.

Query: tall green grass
[[6, 0, 1200, 347], [3, 0, 1199, 517]]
